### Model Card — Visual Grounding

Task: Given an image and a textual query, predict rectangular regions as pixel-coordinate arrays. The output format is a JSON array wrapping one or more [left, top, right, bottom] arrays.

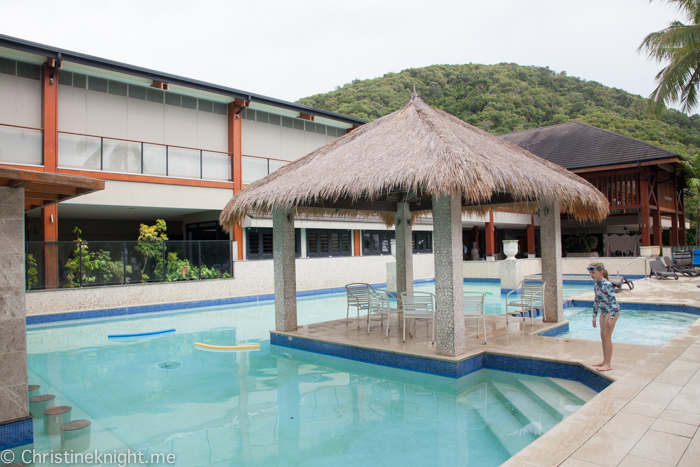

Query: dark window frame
[[306, 229, 352, 258], [245, 228, 300, 260]]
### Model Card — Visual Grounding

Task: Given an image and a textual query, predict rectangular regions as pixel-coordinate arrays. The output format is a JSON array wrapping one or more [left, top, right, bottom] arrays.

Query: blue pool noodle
[[108, 329, 175, 338]]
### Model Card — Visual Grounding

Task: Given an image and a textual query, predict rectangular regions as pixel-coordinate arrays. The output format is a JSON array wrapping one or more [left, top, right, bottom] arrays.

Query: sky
[[0, 0, 688, 110]]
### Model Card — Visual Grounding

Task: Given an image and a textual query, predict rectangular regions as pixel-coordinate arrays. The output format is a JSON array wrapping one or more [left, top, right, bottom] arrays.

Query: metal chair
[[505, 279, 545, 326], [345, 283, 374, 328], [400, 291, 435, 344], [464, 291, 487, 344], [367, 290, 399, 336]]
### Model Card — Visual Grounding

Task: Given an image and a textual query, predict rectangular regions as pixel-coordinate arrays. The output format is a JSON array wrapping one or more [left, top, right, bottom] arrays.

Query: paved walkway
[[275, 276, 700, 466]]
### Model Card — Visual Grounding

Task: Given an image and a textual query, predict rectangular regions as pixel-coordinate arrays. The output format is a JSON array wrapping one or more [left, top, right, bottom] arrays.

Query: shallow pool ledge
[[269, 331, 612, 393]]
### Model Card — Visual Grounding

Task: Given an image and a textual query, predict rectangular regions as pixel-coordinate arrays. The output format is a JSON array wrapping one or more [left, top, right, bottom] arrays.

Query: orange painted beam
[[42, 62, 60, 288], [229, 102, 244, 261], [299, 113, 315, 121], [0, 163, 44, 172], [354, 229, 361, 256], [527, 215, 536, 254], [56, 169, 233, 189], [639, 176, 651, 247], [485, 211, 495, 255], [571, 158, 681, 174], [42, 63, 58, 172]]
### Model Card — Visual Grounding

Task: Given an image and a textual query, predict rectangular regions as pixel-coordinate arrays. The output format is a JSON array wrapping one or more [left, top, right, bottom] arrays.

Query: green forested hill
[[297, 63, 700, 158]]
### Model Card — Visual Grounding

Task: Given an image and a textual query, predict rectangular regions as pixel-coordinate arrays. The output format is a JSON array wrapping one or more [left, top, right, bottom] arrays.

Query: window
[[246, 228, 300, 260], [307, 229, 351, 258], [56, 71, 227, 115], [0, 58, 40, 80], [88, 77, 108, 93], [241, 108, 346, 136], [362, 230, 433, 255], [413, 231, 433, 253], [362, 230, 394, 256]]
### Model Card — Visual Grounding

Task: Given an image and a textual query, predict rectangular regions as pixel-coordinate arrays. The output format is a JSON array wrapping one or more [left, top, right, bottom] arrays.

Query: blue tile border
[[464, 278, 501, 283], [535, 322, 570, 337], [270, 333, 612, 393], [26, 278, 439, 325], [0, 416, 33, 450], [572, 300, 700, 315]]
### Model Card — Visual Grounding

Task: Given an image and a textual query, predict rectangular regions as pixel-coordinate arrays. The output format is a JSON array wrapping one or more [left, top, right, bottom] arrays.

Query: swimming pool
[[20, 282, 597, 467], [559, 307, 699, 346]]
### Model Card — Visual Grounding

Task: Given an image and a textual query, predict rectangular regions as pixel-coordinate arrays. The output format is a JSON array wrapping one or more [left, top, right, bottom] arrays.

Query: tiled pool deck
[[272, 276, 700, 467]]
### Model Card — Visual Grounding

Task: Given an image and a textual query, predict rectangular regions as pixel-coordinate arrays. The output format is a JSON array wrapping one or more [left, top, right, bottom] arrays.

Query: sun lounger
[[506, 279, 545, 326], [608, 275, 634, 293], [663, 256, 700, 277], [650, 259, 679, 280]]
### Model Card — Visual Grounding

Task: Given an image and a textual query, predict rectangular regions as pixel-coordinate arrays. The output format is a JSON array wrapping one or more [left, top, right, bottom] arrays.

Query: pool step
[[482, 387, 537, 457], [488, 381, 559, 436], [548, 377, 598, 402], [515, 379, 583, 421]]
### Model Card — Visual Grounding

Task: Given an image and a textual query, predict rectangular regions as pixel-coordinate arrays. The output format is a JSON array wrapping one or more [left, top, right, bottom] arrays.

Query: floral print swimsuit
[[593, 279, 620, 319]]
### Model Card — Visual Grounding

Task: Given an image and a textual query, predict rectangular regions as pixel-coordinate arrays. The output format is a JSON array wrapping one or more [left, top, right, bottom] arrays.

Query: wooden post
[[670, 212, 679, 247], [42, 62, 59, 288], [228, 102, 244, 261], [353, 230, 361, 256], [527, 214, 536, 254], [485, 211, 495, 256], [639, 174, 651, 247]]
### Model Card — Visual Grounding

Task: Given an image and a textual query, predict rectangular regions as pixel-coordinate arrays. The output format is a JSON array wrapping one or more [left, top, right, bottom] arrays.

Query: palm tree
[[681, 152, 700, 245], [639, 0, 700, 114]]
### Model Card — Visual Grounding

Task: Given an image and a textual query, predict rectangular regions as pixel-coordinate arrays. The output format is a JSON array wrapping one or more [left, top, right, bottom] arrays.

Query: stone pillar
[[395, 202, 413, 309], [433, 193, 465, 357], [273, 207, 297, 332], [499, 260, 524, 293], [539, 198, 563, 322], [0, 187, 32, 448]]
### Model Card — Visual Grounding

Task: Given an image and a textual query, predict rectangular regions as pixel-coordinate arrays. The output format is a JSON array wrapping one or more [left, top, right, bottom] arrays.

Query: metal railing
[[616, 256, 649, 280], [26, 240, 234, 291], [57, 132, 233, 182]]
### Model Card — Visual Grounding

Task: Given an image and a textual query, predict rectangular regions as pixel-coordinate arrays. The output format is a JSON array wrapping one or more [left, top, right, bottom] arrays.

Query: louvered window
[[307, 229, 351, 258], [246, 228, 300, 260]]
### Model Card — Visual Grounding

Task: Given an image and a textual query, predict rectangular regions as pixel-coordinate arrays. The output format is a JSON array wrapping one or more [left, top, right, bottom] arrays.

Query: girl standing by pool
[[588, 262, 620, 372]]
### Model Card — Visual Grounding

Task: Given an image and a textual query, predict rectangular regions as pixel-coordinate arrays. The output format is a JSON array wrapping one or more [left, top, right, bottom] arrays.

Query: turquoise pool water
[[560, 307, 698, 346], [20, 282, 597, 467]]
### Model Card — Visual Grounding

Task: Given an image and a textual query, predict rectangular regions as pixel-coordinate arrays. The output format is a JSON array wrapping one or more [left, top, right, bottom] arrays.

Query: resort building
[[0, 34, 690, 290], [501, 122, 689, 256]]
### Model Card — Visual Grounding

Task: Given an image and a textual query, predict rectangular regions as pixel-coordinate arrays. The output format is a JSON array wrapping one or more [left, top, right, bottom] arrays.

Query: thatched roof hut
[[220, 95, 608, 230]]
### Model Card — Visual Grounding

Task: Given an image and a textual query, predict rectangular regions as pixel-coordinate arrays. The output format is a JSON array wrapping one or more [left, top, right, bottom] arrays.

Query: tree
[[639, 0, 700, 114], [681, 152, 700, 245]]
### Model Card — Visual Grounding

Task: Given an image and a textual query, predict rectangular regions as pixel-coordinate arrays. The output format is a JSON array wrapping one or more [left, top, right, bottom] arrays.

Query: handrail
[[616, 256, 648, 280]]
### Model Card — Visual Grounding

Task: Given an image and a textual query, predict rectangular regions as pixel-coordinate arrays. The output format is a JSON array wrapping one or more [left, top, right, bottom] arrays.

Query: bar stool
[[60, 420, 91, 452], [28, 384, 40, 398], [29, 394, 55, 418], [43, 406, 72, 435]]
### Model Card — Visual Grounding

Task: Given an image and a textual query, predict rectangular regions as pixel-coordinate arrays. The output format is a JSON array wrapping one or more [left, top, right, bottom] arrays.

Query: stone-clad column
[[539, 198, 563, 322], [273, 207, 297, 332], [433, 193, 465, 357], [395, 202, 413, 309], [0, 187, 31, 444]]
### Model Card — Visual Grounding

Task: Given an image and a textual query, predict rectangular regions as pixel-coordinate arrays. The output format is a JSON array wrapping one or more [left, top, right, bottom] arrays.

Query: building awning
[[0, 166, 105, 211]]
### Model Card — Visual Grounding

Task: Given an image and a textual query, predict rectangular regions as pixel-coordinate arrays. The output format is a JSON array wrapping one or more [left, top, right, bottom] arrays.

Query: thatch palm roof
[[220, 95, 608, 230]]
